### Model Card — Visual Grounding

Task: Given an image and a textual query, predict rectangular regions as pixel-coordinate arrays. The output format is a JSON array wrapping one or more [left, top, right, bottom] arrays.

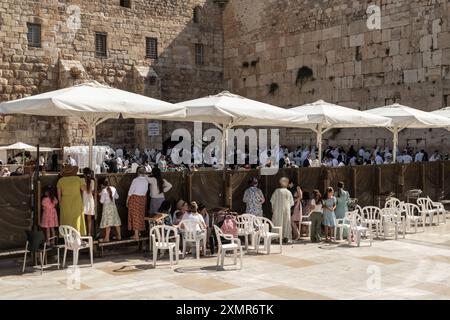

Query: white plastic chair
[[335, 211, 353, 241], [348, 212, 372, 247], [385, 197, 401, 209], [427, 197, 446, 224], [179, 220, 207, 259], [150, 225, 180, 268], [59, 225, 93, 268], [417, 198, 439, 226], [253, 216, 282, 255], [403, 203, 425, 233], [381, 208, 399, 240], [300, 211, 313, 239], [213, 225, 243, 270], [236, 214, 258, 251], [361, 206, 382, 237]]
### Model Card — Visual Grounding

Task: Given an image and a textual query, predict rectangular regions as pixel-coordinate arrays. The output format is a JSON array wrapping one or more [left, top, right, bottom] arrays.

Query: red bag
[[220, 215, 238, 237]]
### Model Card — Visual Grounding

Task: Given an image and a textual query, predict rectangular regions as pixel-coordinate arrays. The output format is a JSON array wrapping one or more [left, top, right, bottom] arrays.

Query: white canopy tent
[[0, 81, 186, 169], [366, 104, 450, 163], [289, 100, 392, 162], [0, 142, 61, 166], [176, 91, 310, 165]]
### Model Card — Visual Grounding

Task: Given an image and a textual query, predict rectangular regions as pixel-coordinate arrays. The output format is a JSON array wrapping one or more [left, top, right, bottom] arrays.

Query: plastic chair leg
[[169, 247, 173, 267], [152, 247, 157, 267], [196, 241, 200, 260], [22, 243, 28, 273], [73, 250, 79, 267], [40, 252, 44, 275], [90, 245, 94, 267], [182, 240, 186, 259], [62, 248, 67, 268]]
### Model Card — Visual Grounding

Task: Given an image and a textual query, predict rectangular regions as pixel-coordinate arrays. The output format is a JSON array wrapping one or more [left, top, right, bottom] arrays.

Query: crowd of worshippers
[[92, 145, 448, 173]]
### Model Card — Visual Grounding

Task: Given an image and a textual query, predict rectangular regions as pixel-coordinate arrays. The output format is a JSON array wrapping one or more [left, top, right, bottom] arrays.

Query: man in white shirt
[[402, 151, 413, 164], [414, 150, 424, 162], [375, 153, 384, 165], [358, 147, 365, 158], [349, 156, 357, 166], [134, 147, 140, 159]]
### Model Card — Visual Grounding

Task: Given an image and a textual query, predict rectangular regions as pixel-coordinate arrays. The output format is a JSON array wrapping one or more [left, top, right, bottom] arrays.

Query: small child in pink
[[40, 186, 59, 245]]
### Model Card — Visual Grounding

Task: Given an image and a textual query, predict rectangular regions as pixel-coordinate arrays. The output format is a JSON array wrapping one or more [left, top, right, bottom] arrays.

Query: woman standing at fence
[[243, 177, 265, 216], [57, 165, 86, 235], [310, 190, 323, 243], [270, 177, 294, 243], [127, 166, 149, 240], [82, 168, 96, 236], [99, 179, 121, 242], [334, 181, 350, 239], [148, 167, 172, 214], [322, 187, 337, 242]]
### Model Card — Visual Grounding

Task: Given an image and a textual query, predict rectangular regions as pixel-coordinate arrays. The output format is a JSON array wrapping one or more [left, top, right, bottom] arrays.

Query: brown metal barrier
[[1, 161, 449, 251]]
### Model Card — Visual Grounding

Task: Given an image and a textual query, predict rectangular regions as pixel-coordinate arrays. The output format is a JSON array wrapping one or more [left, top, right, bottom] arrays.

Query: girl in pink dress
[[40, 186, 59, 245]]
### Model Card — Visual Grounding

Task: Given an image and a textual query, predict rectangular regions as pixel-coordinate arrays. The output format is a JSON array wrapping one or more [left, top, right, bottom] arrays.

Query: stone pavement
[[0, 223, 449, 300]]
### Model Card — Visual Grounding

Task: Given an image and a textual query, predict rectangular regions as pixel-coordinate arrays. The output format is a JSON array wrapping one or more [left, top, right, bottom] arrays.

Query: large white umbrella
[[0, 142, 35, 150], [0, 81, 186, 169], [431, 107, 450, 130], [366, 104, 450, 162], [289, 100, 392, 162], [176, 91, 310, 165]]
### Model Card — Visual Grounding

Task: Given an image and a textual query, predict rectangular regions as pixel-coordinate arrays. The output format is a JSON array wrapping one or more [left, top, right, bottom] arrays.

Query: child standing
[[40, 186, 58, 245], [310, 190, 323, 243], [322, 187, 337, 242], [99, 180, 122, 242], [82, 167, 96, 236]]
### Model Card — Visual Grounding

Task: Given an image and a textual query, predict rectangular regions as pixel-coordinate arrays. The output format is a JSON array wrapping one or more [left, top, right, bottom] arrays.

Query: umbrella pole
[[317, 125, 323, 163], [88, 123, 94, 171], [221, 124, 227, 169], [393, 127, 398, 163]]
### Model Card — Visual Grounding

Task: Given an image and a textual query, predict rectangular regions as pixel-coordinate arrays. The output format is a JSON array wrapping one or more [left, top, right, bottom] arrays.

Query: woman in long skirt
[[127, 167, 149, 240]]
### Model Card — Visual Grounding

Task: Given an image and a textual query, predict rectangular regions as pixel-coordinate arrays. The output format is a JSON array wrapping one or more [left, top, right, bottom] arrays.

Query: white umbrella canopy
[[289, 100, 392, 162], [0, 81, 186, 169], [176, 91, 310, 165], [431, 107, 450, 130], [0, 142, 35, 150], [176, 91, 309, 128], [0, 81, 186, 120], [366, 104, 450, 162]]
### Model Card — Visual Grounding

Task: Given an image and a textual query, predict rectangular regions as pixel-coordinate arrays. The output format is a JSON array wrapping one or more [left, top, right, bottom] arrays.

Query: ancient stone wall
[[0, 0, 225, 150], [223, 0, 450, 151]]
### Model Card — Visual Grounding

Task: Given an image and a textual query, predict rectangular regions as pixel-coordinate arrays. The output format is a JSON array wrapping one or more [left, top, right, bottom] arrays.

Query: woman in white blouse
[[127, 167, 150, 240], [148, 167, 172, 214]]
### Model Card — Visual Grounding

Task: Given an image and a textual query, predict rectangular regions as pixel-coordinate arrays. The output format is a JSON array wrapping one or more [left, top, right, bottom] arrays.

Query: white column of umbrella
[[289, 100, 392, 163], [365, 104, 450, 163], [0, 81, 186, 170]]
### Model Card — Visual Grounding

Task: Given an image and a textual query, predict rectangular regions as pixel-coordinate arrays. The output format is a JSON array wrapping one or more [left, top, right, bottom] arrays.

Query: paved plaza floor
[[0, 223, 449, 300]]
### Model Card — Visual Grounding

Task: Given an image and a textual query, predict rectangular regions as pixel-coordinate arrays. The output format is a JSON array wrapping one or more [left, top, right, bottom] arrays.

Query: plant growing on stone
[[296, 66, 314, 87]]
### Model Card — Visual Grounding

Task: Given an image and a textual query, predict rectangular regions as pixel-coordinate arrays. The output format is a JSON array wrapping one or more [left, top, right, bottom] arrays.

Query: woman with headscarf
[[127, 166, 150, 240], [270, 177, 294, 243], [57, 165, 86, 235], [243, 177, 265, 216]]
